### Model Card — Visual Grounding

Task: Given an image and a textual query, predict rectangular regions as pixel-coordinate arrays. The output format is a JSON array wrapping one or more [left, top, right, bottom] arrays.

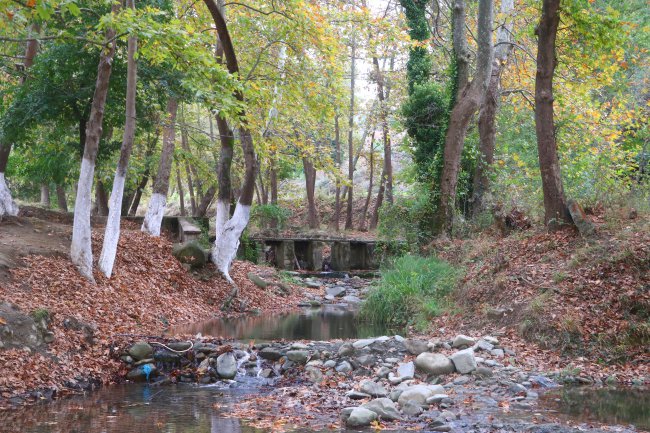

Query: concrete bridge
[[249, 236, 379, 271]]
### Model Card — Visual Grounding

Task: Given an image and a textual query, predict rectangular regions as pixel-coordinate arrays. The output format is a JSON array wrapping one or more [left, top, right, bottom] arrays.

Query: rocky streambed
[[117, 332, 644, 432]]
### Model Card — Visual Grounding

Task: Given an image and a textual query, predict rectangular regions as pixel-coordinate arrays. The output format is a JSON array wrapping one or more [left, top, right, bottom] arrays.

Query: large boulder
[[258, 347, 283, 361], [0, 303, 46, 350], [415, 353, 455, 375], [128, 341, 153, 361], [216, 352, 237, 379], [359, 379, 388, 398], [362, 398, 401, 421], [172, 241, 208, 268], [452, 335, 476, 348], [397, 384, 445, 407], [286, 350, 309, 364], [247, 273, 268, 289], [450, 348, 477, 374], [346, 407, 378, 427], [404, 339, 429, 355]]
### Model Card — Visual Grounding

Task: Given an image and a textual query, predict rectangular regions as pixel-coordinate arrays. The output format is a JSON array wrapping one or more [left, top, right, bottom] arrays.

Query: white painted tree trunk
[[141, 193, 167, 236], [0, 173, 18, 217], [70, 158, 96, 281], [214, 199, 230, 241], [211, 202, 251, 282], [98, 174, 126, 277]]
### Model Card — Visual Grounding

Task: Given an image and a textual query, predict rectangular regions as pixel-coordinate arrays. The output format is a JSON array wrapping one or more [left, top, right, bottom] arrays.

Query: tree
[[534, 0, 572, 229], [472, 0, 514, 215], [70, 4, 119, 281], [99, 0, 138, 278], [435, 0, 494, 235], [345, 36, 356, 230]]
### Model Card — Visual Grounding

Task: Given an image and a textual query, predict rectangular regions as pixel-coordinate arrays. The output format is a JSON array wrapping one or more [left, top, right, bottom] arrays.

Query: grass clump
[[360, 255, 460, 330]]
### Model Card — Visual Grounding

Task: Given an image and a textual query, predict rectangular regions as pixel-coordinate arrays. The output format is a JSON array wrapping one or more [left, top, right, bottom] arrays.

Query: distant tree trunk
[[535, 0, 572, 229], [0, 24, 39, 217], [142, 97, 178, 235], [180, 124, 197, 215], [435, 0, 494, 235], [40, 184, 50, 208], [205, 0, 259, 281], [56, 185, 68, 212], [129, 176, 147, 216], [176, 160, 186, 216], [345, 38, 356, 230], [95, 180, 109, 216], [98, 4, 138, 277], [369, 168, 385, 230], [472, 0, 514, 216], [340, 99, 377, 203], [195, 185, 216, 217], [303, 157, 319, 229], [270, 155, 278, 205], [332, 115, 341, 231], [359, 134, 376, 231], [70, 7, 119, 280], [372, 57, 393, 205], [452, 0, 471, 97]]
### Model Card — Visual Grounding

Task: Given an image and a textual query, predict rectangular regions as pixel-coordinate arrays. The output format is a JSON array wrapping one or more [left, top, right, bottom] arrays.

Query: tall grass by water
[[360, 255, 460, 331]]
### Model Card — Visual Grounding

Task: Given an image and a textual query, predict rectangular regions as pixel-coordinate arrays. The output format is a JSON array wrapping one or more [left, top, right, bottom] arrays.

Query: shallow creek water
[[2, 275, 647, 432]]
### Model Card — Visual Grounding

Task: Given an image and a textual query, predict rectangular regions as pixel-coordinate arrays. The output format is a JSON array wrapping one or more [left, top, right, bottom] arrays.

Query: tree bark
[[40, 183, 50, 208], [180, 123, 197, 215], [0, 24, 39, 217], [56, 184, 68, 212], [303, 157, 319, 229], [472, 0, 514, 216], [453, 0, 471, 96], [95, 180, 109, 216], [369, 167, 385, 230], [345, 38, 356, 230], [128, 135, 156, 216], [435, 0, 494, 235], [359, 132, 376, 231], [70, 7, 119, 280], [98, 5, 138, 277], [204, 0, 259, 281], [535, 0, 572, 229], [195, 185, 216, 217], [141, 97, 178, 235], [332, 115, 341, 231], [176, 159, 186, 216], [372, 57, 393, 205]]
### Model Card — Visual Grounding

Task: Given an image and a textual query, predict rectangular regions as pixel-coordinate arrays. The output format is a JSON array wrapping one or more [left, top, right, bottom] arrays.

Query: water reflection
[[169, 305, 392, 341], [541, 387, 650, 430]]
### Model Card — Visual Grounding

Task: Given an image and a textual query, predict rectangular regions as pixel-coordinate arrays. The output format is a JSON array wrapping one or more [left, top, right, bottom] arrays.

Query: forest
[[0, 0, 648, 431]]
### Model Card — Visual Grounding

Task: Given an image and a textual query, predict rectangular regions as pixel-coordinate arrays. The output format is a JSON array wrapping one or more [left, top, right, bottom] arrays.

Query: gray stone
[[405, 339, 429, 355], [291, 342, 309, 350], [258, 347, 283, 361], [415, 353, 455, 375], [305, 366, 323, 383], [172, 241, 208, 268], [401, 401, 423, 417], [376, 366, 391, 378], [388, 373, 403, 385], [247, 273, 268, 288], [126, 363, 157, 382], [339, 342, 355, 356], [452, 335, 476, 348], [286, 350, 309, 364], [490, 348, 505, 358], [216, 352, 237, 379], [359, 379, 388, 397], [167, 341, 192, 351], [397, 361, 415, 379], [483, 336, 499, 345], [426, 394, 449, 405], [362, 398, 401, 421], [326, 286, 346, 297], [342, 295, 362, 304], [323, 360, 337, 368], [475, 366, 493, 377], [346, 407, 378, 427], [128, 341, 153, 361], [450, 349, 477, 374], [355, 354, 375, 366], [336, 361, 353, 374], [398, 384, 445, 407], [475, 339, 494, 352], [347, 390, 371, 400], [259, 368, 275, 378]]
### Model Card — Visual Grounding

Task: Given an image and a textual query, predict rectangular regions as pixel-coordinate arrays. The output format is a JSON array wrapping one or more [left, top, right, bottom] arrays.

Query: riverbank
[[0, 219, 304, 408]]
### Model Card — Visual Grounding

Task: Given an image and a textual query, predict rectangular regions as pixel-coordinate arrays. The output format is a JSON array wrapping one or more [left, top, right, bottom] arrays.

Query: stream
[[1, 274, 647, 433]]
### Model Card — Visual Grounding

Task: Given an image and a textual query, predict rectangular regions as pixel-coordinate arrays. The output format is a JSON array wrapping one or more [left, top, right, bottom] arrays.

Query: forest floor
[[0, 209, 306, 408]]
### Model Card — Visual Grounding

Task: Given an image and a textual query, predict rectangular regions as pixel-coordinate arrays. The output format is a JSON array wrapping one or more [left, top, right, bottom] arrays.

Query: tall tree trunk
[[369, 167, 385, 230], [453, 0, 471, 96], [472, 0, 514, 215], [195, 185, 216, 217], [372, 58, 393, 205], [303, 157, 319, 229], [359, 133, 376, 231], [70, 7, 119, 280], [0, 24, 39, 217], [535, 0, 572, 229], [128, 138, 156, 216], [332, 115, 341, 231], [95, 180, 109, 216], [142, 97, 178, 235], [98, 5, 138, 277], [205, 0, 259, 281], [180, 123, 197, 215], [345, 38, 356, 230], [55, 185, 68, 212], [40, 183, 50, 208], [176, 159, 186, 216], [435, 0, 494, 235]]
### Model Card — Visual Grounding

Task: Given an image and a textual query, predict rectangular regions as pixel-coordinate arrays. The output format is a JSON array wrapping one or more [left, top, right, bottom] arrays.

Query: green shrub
[[250, 204, 291, 230], [360, 255, 460, 330]]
